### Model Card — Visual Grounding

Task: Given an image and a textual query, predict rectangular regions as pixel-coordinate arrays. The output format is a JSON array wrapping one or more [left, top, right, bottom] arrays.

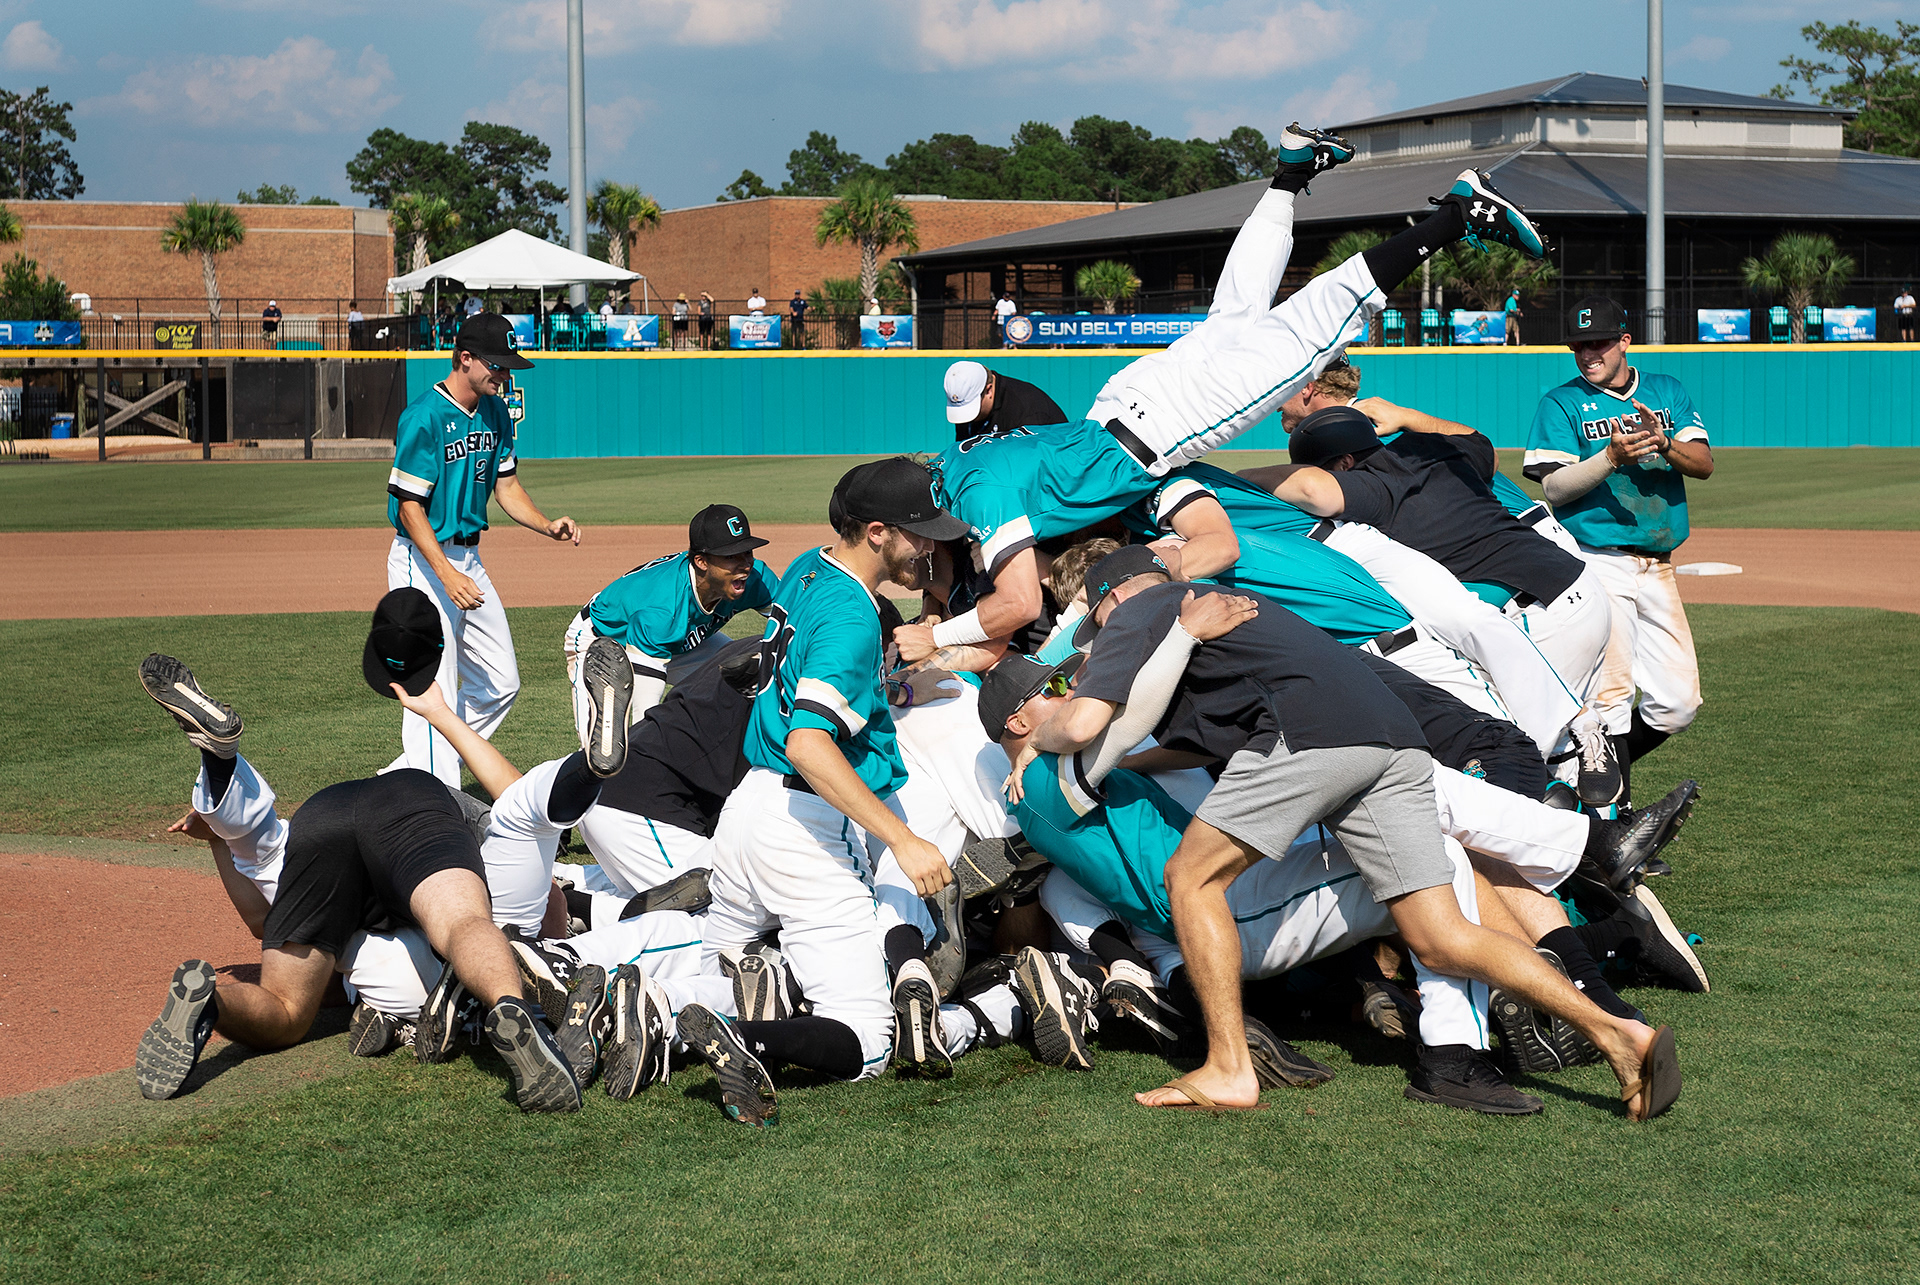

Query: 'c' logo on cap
[[727, 516, 744, 536], [1578, 309, 1592, 328]]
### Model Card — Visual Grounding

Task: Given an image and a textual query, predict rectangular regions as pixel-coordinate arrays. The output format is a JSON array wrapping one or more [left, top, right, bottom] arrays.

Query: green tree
[[237, 183, 300, 205], [387, 193, 460, 310], [717, 169, 773, 202], [808, 271, 906, 348], [0, 86, 83, 199], [1772, 20, 1920, 155], [815, 177, 920, 305], [345, 128, 468, 207], [0, 252, 77, 321], [587, 180, 661, 304], [1215, 126, 1278, 182], [160, 199, 246, 322], [882, 133, 1007, 199], [782, 131, 874, 196], [0, 203, 21, 245], [346, 122, 566, 248], [1431, 243, 1558, 312], [1742, 232, 1855, 342], [1075, 259, 1141, 313]]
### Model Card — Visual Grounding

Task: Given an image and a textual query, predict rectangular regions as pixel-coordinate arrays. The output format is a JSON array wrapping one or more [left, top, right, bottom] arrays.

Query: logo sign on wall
[[604, 314, 661, 349], [1696, 309, 1751, 343], [502, 315, 540, 350], [1823, 307, 1876, 342], [730, 314, 781, 349], [1014, 314, 1202, 346], [151, 321, 201, 350], [859, 315, 914, 348], [1450, 311, 1506, 345]]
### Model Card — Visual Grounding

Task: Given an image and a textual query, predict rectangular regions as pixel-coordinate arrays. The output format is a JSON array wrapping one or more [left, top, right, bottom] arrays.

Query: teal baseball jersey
[[1013, 751, 1191, 942], [1525, 370, 1708, 554], [934, 418, 1154, 575], [585, 552, 779, 661], [1133, 461, 1321, 539], [1119, 468, 1410, 645], [387, 383, 516, 542], [1487, 469, 1537, 519], [742, 546, 906, 798]]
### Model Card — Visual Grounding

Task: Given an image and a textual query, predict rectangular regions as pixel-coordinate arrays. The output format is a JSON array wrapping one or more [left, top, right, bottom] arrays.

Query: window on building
[[1747, 121, 1791, 148]]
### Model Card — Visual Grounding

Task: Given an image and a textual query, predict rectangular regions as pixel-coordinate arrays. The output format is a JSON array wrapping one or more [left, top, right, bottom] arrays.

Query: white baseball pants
[[1508, 565, 1613, 707], [1580, 547, 1703, 736], [1085, 189, 1382, 473], [1361, 625, 1511, 725], [701, 769, 895, 1078], [1324, 521, 1583, 755], [575, 806, 714, 899], [555, 911, 735, 1034], [890, 680, 1019, 859], [563, 616, 733, 736], [1430, 764, 1585, 893], [386, 537, 521, 789], [480, 754, 579, 936]]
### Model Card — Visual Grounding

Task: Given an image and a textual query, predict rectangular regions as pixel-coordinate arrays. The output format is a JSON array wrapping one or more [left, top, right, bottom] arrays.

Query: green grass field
[[2, 447, 1916, 532], [2, 605, 1916, 1282]]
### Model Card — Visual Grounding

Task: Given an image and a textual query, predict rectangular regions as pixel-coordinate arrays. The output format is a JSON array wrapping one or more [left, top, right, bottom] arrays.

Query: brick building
[[9, 200, 393, 322], [630, 195, 1132, 311]]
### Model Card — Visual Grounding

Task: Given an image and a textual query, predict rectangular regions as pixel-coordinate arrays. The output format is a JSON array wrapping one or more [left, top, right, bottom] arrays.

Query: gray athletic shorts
[[1195, 741, 1453, 903]]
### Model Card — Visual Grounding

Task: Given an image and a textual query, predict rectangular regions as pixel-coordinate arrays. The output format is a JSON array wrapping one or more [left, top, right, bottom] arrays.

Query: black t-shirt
[[1355, 651, 1525, 767], [591, 637, 757, 836], [960, 373, 1068, 441], [1334, 431, 1585, 602], [791, 298, 808, 320], [1074, 582, 1427, 761]]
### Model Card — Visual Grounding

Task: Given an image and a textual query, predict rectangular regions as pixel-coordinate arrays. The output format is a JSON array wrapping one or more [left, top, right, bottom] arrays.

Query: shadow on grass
[[177, 1007, 351, 1097]]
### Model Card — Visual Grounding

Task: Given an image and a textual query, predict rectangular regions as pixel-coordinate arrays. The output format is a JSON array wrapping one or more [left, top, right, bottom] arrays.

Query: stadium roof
[[1340, 72, 1850, 129]]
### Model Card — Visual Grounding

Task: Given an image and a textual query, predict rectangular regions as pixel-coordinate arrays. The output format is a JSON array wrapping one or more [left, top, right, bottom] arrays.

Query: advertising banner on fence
[[730, 314, 782, 349], [1450, 311, 1506, 345], [605, 314, 660, 349], [149, 321, 200, 349], [502, 315, 539, 350], [1011, 313, 1201, 346], [1696, 309, 1751, 343], [1823, 307, 1876, 342], [2, 320, 84, 346], [859, 315, 914, 348]]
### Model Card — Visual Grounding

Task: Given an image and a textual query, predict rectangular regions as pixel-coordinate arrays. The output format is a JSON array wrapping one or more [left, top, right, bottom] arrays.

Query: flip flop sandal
[[1619, 1025, 1682, 1120], [1140, 1075, 1268, 1113]]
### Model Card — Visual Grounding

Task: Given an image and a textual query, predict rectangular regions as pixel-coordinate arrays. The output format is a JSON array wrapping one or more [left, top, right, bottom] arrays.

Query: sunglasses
[[1037, 672, 1073, 698]]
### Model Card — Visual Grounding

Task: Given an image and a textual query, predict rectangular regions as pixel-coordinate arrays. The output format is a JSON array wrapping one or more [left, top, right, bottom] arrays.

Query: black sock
[[883, 924, 927, 975], [1360, 202, 1466, 294], [200, 749, 237, 804], [1541, 926, 1639, 1020], [563, 886, 595, 930], [735, 1015, 864, 1080], [1624, 707, 1672, 763], [1569, 914, 1639, 967], [1087, 920, 1150, 971], [545, 751, 601, 826]]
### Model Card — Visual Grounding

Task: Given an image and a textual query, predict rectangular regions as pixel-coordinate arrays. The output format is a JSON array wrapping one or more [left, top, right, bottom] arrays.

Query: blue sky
[[13, 0, 1918, 212]]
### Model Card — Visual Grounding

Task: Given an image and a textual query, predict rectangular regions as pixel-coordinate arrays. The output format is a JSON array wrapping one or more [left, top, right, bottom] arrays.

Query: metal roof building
[[899, 74, 1920, 347]]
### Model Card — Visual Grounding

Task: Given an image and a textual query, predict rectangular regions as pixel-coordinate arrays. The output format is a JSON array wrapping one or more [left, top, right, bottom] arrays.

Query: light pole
[[1646, 0, 1666, 342], [567, 0, 588, 309]]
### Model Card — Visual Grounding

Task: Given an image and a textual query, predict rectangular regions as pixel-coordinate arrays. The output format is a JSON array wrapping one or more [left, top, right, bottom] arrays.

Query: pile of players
[[135, 123, 1712, 1126]]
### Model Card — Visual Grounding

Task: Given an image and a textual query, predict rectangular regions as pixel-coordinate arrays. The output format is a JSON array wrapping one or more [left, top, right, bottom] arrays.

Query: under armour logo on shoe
[[1469, 200, 1491, 220], [1314, 153, 1330, 169], [706, 1041, 730, 1068]]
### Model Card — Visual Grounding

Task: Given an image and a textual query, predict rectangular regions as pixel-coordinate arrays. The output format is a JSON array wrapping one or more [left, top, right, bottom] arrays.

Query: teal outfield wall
[[403, 346, 1920, 458]]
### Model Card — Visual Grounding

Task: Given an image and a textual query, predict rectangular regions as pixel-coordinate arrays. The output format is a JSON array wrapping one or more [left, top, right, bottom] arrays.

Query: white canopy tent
[[387, 228, 648, 331]]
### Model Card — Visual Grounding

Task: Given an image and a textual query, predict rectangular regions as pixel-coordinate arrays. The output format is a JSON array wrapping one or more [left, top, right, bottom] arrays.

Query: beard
[[882, 541, 930, 591]]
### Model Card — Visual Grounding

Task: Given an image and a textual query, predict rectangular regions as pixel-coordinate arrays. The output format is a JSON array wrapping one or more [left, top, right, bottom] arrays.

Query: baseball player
[[682, 458, 968, 1127], [386, 312, 581, 789], [905, 138, 1549, 664], [1034, 551, 1680, 1118], [563, 504, 781, 728], [943, 359, 1068, 442], [1526, 297, 1714, 802]]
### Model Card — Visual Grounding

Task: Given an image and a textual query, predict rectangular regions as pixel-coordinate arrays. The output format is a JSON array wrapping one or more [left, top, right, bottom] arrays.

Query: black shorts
[[261, 769, 485, 959]]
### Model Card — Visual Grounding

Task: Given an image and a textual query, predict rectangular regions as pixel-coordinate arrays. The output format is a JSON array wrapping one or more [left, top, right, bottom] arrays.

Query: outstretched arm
[[1356, 396, 1474, 436], [494, 473, 581, 544], [391, 681, 524, 799]]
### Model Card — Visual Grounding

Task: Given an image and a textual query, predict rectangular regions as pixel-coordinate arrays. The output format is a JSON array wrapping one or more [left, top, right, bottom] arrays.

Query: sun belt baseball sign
[[1009, 313, 1202, 346]]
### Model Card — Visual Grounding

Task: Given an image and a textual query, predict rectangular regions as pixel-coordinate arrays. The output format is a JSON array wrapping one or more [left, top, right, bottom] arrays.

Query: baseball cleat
[[1010, 947, 1095, 1071], [555, 964, 610, 1087], [1358, 976, 1421, 1041], [1623, 883, 1710, 993], [579, 635, 634, 777], [956, 836, 1019, 900], [484, 995, 582, 1113], [1405, 1043, 1544, 1115], [415, 960, 478, 1064], [1570, 708, 1623, 806], [1582, 779, 1700, 892], [347, 1001, 414, 1057], [135, 959, 220, 1100], [510, 935, 579, 1026], [1489, 948, 1600, 1073], [1274, 122, 1356, 187], [138, 654, 243, 756], [602, 962, 672, 1099], [677, 1002, 778, 1127], [1100, 959, 1185, 1047], [1434, 169, 1548, 259], [621, 867, 712, 917], [1246, 1015, 1336, 1088], [925, 879, 966, 999], [891, 958, 956, 1077], [718, 948, 789, 1022]]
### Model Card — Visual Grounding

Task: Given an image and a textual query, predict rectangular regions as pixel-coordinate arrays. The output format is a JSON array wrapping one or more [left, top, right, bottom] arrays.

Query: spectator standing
[[789, 289, 809, 349], [1896, 286, 1916, 343], [261, 300, 282, 345], [865, 296, 882, 316], [993, 291, 1017, 348], [599, 297, 615, 323], [697, 291, 715, 349], [463, 294, 484, 318], [672, 293, 691, 350], [1504, 288, 1523, 345], [747, 287, 767, 316], [346, 301, 366, 350]]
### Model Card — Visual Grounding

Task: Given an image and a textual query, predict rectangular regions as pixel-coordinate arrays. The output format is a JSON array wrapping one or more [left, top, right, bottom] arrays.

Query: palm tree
[[1314, 231, 1389, 340], [160, 198, 246, 322], [388, 193, 460, 312], [1075, 259, 1141, 314], [815, 177, 919, 306], [1434, 244, 1559, 311], [586, 180, 661, 307], [1742, 233, 1855, 342], [0, 204, 21, 244]]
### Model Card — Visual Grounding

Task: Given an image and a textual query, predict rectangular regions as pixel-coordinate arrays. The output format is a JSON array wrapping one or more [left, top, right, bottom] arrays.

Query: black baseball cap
[[1073, 546, 1171, 646], [363, 587, 444, 698], [689, 503, 769, 557], [830, 457, 969, 540], [1288, 405, 1382, 466], [1566, 296, 1628, 343], [453, 313, 535, 370], [977, 652, 1084, 743]]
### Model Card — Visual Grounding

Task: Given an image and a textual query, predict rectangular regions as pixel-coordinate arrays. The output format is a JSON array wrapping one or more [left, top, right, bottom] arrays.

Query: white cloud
[[2, 20, 65, 71], [95, 37, 399, 134], [473, 78, 655, 162], [1282, 69, 1394, 127], [484, 0, 787, 53], [1673, 34, 1732, 63], [914, 0, 1108, 68]]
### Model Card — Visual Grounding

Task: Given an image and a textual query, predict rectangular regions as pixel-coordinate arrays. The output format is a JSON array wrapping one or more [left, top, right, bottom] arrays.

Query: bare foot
[[1602, 1020, 1660, 1120], [1134, 1063, 1262, 1110]]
